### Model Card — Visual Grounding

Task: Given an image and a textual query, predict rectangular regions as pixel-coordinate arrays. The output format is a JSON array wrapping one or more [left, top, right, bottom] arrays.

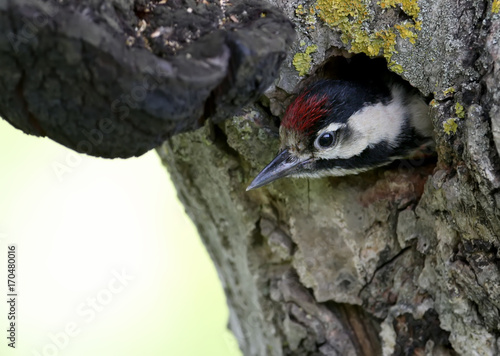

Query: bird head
[[247, 79, 432, 190]]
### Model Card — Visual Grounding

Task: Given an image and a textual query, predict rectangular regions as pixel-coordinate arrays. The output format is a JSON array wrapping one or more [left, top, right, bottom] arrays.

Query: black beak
[[246, 149, 311, 191]]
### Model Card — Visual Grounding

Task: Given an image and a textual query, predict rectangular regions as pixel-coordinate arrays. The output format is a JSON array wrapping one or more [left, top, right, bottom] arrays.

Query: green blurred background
[[0, 119, 242, 356]]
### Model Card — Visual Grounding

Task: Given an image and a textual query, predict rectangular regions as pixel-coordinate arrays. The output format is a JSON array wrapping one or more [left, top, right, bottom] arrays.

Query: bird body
[[247, 79, 434, 190]]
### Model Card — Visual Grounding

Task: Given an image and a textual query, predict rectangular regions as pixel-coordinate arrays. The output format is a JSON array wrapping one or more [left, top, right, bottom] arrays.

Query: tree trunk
[[2, 0, 500, 355], [158, 1, 500, 355]]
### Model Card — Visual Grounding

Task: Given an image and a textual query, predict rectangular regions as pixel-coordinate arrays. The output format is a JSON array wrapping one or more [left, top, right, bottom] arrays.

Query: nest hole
[[301, 52, 414, 93]]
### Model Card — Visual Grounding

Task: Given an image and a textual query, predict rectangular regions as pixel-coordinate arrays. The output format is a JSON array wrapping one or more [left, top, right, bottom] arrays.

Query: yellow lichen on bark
[[455, 102, 465, 119], [315, 0, 421, 73], [293, 45, 319, 76], [443, 118, 458, 135], [493, 0, 500, 13]]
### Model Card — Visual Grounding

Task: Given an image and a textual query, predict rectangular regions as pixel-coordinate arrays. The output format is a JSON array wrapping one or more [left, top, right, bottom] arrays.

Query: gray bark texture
[[157, 1, 500, 355], [2, 0, 500, 355]]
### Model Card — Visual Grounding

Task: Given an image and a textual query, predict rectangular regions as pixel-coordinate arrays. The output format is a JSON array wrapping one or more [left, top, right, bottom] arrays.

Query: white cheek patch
[[317, 122, 346, 135], [315, 86, 408, 160]]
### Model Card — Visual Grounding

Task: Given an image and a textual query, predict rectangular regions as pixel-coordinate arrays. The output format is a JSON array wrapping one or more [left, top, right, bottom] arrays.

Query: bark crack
[[358, 246, 412, 298]]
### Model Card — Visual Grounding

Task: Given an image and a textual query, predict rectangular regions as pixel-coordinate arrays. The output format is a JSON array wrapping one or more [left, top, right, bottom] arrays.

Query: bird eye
[[316, 132, 336, 149]]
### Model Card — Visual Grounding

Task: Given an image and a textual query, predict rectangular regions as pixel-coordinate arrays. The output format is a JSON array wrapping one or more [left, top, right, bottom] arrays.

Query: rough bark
[[0, 0, 293, 157], [157, 1, 500, 355], [2, 0, 500, 355]]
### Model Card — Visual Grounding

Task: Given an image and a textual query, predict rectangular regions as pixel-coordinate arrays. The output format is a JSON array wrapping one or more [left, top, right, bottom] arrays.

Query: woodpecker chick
[[247, 79, 434, 191]]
